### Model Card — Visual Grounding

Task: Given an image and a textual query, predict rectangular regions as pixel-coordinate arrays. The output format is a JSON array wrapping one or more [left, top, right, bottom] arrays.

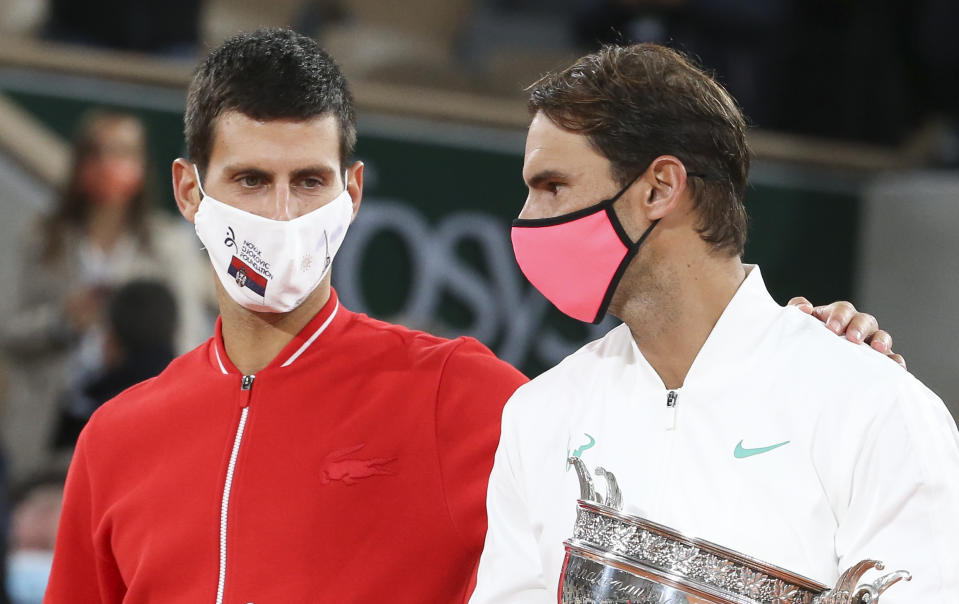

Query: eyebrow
[[222, 164, 337, 180], [290, 166, 337, 181], [525, 169, 569, 189]]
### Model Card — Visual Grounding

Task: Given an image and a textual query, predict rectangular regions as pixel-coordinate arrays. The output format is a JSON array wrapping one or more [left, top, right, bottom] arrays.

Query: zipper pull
[[240, 374, 255, 408], [665, 390, 678, 430]]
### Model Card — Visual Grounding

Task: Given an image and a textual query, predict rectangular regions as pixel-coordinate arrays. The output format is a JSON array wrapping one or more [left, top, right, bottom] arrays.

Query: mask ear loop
[[591, 172, 660, 324], [603, 172, 642, 208], [592, 215, 660, 323], [593, 169, 709, 324], [604, 171, 650, 250], [607, 168, 708, 209], [605, 168, 710, 248], [193, 164, 209, 199]]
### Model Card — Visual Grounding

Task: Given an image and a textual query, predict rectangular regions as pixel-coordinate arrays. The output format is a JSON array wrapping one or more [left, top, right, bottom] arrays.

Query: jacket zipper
[[652, 389, 680, 517], [665, 390, 679, 430], [216, 374, 254, 604]]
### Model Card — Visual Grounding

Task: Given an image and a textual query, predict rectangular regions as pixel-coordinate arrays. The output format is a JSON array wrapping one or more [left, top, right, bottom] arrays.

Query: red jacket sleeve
[[434, 338, 528, 598], [45, 424, 126, 603]]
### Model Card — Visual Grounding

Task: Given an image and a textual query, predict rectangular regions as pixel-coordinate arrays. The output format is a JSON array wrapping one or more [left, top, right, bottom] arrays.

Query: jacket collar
[[208, 288, 347, 375], [625, 265, 781, 390]]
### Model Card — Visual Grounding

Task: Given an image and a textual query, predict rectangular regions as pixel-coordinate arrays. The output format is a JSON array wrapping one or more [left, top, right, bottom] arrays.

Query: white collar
[[624, 265, 781, 390]]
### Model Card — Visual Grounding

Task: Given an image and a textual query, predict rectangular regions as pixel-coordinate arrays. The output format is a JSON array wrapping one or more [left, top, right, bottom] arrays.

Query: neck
[[86, 204, 130, 252], [617, 249, 746, 390], [218, 282, 331, 375]]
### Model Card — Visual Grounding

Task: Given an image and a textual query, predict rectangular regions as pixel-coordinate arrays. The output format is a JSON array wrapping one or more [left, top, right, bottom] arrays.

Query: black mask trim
[[511, 174, 640, 229], [512, 172, 693, 324], [591, 218, 658, 323]]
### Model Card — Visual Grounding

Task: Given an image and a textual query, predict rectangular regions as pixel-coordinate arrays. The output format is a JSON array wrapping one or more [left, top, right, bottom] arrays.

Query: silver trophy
[[560, 457, 910, 604]]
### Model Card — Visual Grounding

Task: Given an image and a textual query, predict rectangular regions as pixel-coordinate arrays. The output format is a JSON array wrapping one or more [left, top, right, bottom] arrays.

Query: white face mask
[[193, 166, 354, 313]]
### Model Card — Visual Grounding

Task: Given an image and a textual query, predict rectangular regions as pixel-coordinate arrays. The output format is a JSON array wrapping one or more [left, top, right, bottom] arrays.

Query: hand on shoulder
[[787, 297, 905, 369]]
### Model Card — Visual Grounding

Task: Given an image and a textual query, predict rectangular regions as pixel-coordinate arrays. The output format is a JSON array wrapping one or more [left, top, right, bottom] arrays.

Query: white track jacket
[[471, 267, 959, 603]]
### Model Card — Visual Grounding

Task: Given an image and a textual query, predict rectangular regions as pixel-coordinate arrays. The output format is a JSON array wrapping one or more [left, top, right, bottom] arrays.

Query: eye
[[238, 174, 264, 188], [298, 177, 324, 190]]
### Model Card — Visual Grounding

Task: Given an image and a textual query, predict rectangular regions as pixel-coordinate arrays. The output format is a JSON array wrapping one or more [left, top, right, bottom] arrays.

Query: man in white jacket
[[471, 43, 959, 602]]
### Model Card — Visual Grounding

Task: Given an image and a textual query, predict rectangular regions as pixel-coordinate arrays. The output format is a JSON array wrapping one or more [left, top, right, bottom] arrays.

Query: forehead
[[522, 112, 608, 182], [208, 110, 340, 170], [90, 118, 144, 146]]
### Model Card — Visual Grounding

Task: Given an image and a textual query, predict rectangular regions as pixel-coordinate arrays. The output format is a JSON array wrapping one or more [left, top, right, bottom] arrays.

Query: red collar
[[208, 289, 346, 375]]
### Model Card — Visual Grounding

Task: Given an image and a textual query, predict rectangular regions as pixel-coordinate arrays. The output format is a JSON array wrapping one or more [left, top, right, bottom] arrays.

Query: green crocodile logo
[[566, 433, 596, 470]]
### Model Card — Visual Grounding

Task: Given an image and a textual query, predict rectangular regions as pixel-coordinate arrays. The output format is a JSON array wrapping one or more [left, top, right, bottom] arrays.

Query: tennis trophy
[[560, 457, 911, 604]]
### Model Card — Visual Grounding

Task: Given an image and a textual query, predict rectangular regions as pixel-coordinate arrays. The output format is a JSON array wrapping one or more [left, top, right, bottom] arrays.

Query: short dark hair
[[185, 28, 356, 172], [528, 44, 749, 257]]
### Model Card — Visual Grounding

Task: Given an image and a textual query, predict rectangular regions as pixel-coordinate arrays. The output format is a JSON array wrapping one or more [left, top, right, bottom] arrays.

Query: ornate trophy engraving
[[560, 457, 911, 604]]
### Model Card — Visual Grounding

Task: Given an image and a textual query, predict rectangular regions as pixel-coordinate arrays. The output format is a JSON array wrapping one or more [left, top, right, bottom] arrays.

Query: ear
[[345, 161, 364, 222], [637, 155, 690, 221], [172, 158, 202, 224]]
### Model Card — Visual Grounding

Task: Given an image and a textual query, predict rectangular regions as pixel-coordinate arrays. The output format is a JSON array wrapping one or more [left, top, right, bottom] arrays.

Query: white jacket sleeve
[[470, 399, 552, 604], [834, 374, 959, 602]]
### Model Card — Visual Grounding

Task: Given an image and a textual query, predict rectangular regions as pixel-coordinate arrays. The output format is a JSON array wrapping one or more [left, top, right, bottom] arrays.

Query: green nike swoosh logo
[[734, 439, 790, 459]]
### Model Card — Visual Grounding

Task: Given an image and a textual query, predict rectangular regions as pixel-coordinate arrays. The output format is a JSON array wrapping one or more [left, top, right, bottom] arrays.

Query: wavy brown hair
[[528, 44, 750, 257], [41, 111, 153, 263]]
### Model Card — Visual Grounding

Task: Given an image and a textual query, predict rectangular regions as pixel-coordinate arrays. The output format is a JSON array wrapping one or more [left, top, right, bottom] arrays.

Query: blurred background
[[0, 0, 957, 600]]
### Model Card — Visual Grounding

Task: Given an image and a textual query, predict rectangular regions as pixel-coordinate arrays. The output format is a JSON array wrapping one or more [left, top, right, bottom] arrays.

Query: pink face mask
[[511, 177, 657, 324]]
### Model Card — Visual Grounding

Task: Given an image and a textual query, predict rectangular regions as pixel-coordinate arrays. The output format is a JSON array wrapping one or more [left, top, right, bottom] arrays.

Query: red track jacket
[[44, 290, 527, 603]]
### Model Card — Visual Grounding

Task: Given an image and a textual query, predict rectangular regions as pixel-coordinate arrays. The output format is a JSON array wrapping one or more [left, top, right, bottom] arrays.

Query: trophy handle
[[835, 560, 882, 594], [568, 457, 598, 503], [852, 569, 912, 603], [594, 467, 623, 511], [815, 560, 912, 604], [567, 457, 624, 510]]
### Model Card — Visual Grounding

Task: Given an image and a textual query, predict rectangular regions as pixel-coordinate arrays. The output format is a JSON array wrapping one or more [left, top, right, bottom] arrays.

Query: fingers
[[787, 296, 814, 314], [889, 353, 907, 370], [844, 312, 879, 344], [795, 297, 906, 369], [867, 332, 906, 369], [866, 329, 892, 353], [812, 301, 856, 336]]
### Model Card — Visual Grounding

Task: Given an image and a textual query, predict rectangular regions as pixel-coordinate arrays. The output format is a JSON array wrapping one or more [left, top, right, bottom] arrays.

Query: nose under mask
[[192, 166, 354, 313], [510, 175, 657, 324]]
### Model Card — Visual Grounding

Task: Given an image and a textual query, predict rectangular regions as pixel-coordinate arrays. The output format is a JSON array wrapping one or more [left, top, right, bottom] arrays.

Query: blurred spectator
[[567, 0, 959, 155], [0, 111, 213, 483], [44, 0, 201, 56], [52, 280, 178, 450], [4, 476, 63, 604], [570, 0, 789, 127], [779, 0, 917, 145]]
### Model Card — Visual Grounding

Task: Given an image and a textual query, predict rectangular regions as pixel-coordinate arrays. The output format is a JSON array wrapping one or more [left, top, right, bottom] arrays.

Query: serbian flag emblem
[[227, 256, 267, 297]]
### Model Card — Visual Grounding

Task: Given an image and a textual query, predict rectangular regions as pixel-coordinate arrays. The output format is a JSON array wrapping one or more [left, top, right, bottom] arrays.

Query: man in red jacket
[[44, 28, 897, 604], [44, 29, 526, 604]]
